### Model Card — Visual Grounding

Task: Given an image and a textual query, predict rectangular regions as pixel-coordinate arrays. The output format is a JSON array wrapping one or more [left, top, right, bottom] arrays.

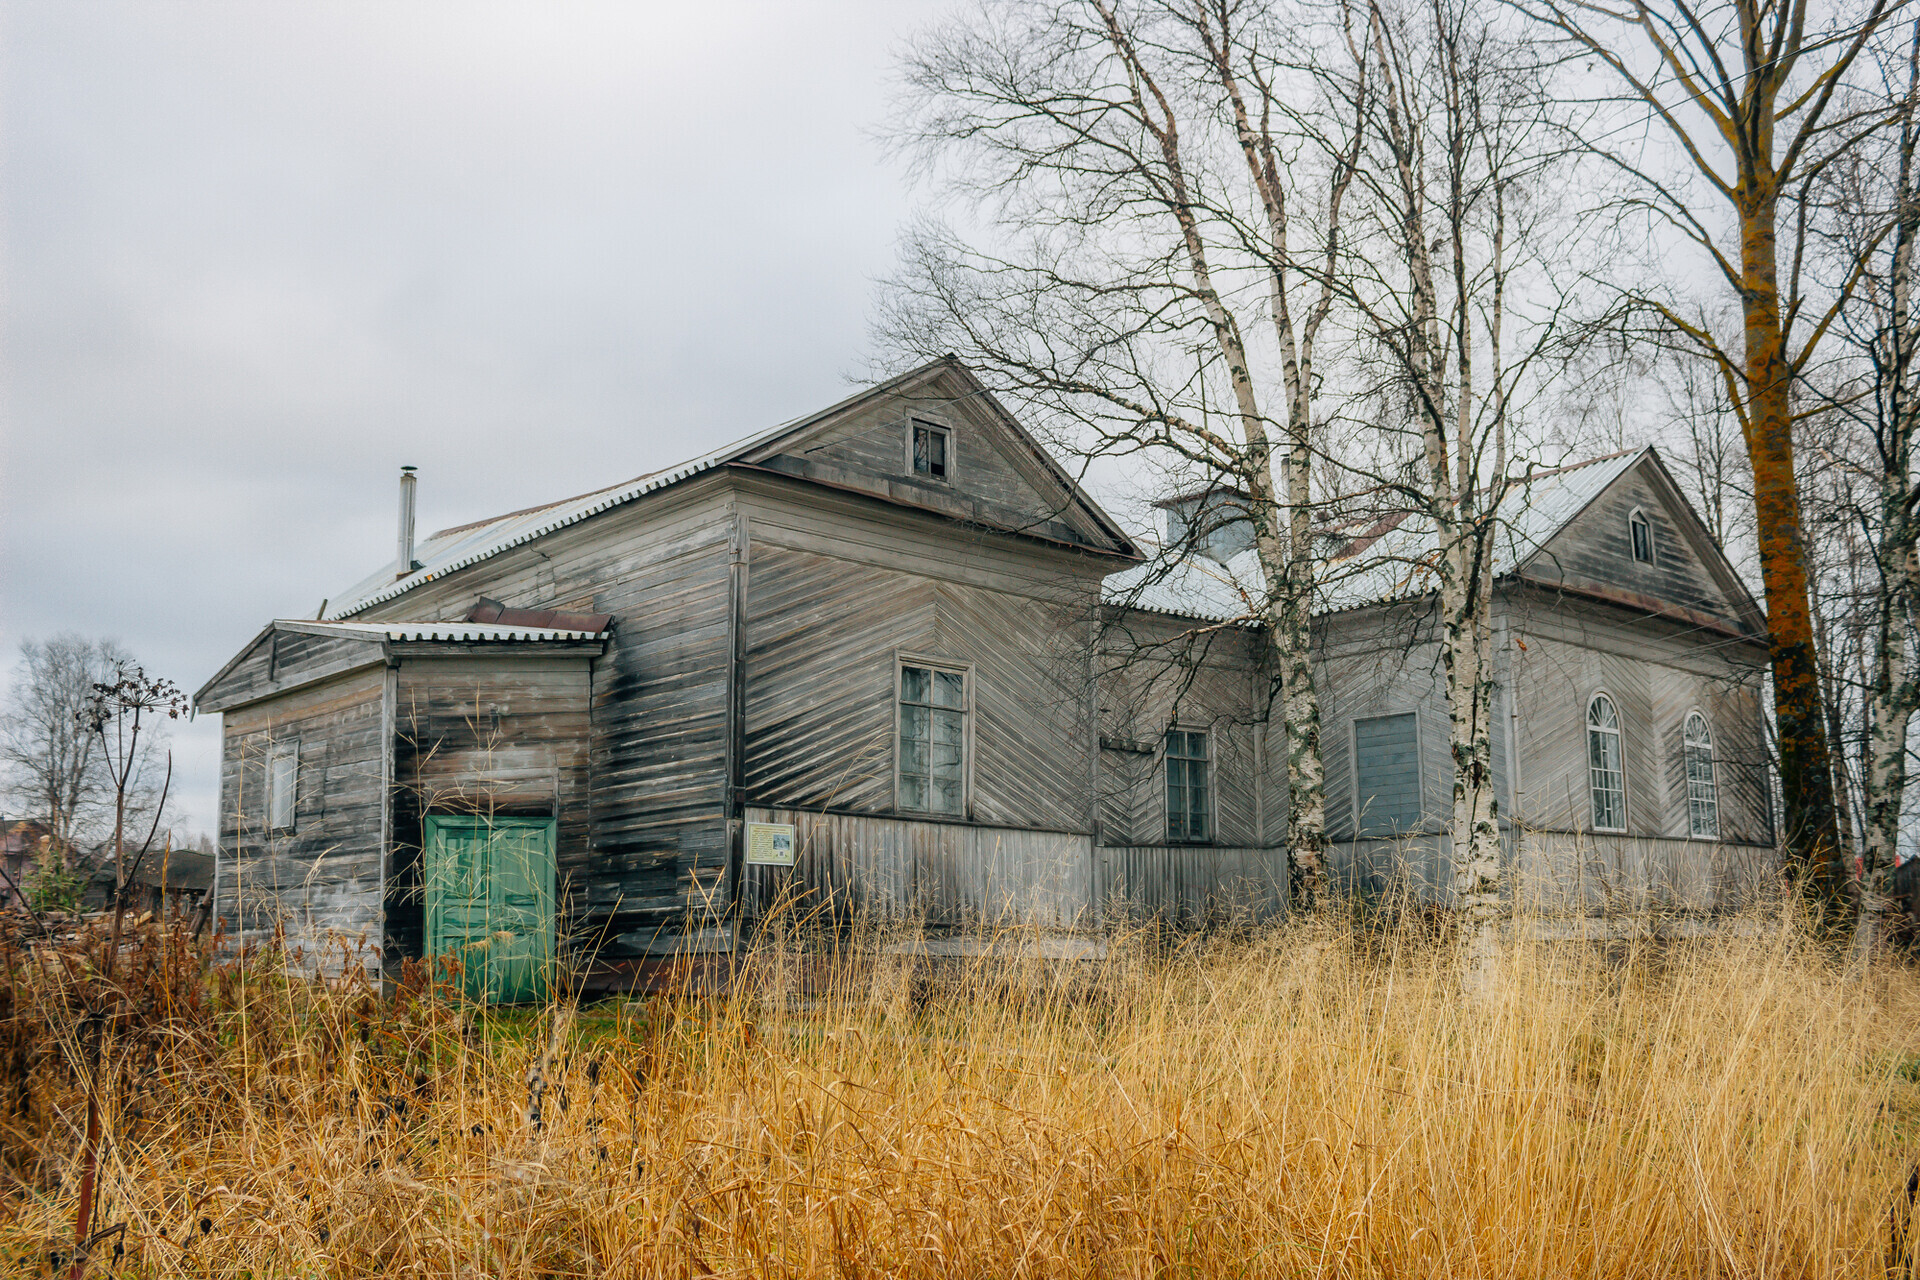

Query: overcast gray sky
[[1, 1, 940, 835]]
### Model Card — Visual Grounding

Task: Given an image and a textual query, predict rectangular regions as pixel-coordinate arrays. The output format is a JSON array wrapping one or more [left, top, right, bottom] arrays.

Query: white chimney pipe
[[396, 466, 418, 580]]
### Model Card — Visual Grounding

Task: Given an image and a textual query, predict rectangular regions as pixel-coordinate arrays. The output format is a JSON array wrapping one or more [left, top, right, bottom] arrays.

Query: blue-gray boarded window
[[1165, 729, 1210, 842], [1354, 713, 1421, 836]]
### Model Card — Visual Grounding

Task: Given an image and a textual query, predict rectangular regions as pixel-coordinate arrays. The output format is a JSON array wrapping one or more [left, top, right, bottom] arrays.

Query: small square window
[[268, 741, 298, 833], [912, 421, 949, 481], [1629, 510, 1653, 564]]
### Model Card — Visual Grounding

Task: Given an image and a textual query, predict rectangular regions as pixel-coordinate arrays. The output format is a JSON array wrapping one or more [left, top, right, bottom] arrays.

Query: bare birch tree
[[881, 0, 1365, 907], [1796, 25, 1920, 946], [1514, 0, 1899, 931], [1319, 0, 1582, 964], [0, 635, 170, 857]]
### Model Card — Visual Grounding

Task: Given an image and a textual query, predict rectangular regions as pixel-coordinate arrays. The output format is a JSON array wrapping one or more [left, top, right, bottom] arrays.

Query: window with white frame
[[268, 741, 299, 832], [1683, 711, 1719, 839], [911, 420, 950, 481], [1165, 729, 1210, 842], [1629, 508, 1654, 563], [899, 662, 966, 815], [1587, 695, 1626, 831]]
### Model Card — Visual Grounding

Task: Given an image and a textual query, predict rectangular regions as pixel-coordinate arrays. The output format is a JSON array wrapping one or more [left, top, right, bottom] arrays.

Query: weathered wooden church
[[195, 358, 1776, 994]]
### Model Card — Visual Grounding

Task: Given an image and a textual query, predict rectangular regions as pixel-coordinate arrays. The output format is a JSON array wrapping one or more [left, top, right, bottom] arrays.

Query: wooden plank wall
[[739, 480, 1102, 833], [1511, 831, 1778, 913], [351, 480, 740, 953], [1522, 461, 1752, 633], [217, 666, 387, 969], [740, 805, 1094, 928], [748, 378, 1109, 551], [1315, 603, 1509, 898], [385, 654, 593, 972], [200, 628, 382, 712], [1093, 845, 1288, 928], [1506, 593, 1772, 845], [1095, 611, 1271, 848]]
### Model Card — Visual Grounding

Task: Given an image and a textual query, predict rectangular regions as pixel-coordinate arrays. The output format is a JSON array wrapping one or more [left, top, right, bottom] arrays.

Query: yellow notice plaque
[[745, 822, 796, 866]]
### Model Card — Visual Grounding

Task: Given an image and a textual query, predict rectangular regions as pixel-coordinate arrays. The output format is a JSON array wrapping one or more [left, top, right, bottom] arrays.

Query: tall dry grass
[[4, 911, 1920, 1278]]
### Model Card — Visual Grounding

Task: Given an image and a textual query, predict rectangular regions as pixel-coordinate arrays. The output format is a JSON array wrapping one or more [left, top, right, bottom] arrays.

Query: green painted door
[[423, 815, 556, 1003]]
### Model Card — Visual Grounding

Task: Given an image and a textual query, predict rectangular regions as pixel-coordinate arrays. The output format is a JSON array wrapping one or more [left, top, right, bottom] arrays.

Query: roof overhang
[[194, 618, 610, 714]]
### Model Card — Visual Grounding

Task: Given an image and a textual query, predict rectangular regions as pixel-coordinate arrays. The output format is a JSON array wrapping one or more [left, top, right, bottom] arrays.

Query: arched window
[[1683, 712, 1718, 839], [1587, 695, 1626, 831], [1629, 508, 1654, 563]]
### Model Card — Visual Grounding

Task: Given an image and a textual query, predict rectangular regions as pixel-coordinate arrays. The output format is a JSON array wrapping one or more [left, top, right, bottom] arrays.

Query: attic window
[[1629, 509, 1654, 564], [911, 421, 950, 481]]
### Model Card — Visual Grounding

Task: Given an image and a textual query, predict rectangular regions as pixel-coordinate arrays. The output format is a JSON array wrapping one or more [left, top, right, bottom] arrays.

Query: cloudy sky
[[2, 1, 943, 834]]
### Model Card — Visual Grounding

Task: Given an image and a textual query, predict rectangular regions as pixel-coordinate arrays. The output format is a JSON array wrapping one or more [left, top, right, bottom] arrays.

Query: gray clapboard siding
[[1095, 611, 1269, 847], [218, 666, 387, 963], [354, 481, 741, 939], [740, 806, 1093, 927], [743, 378, 1114, 551], [1521, 460, 1757, 636], [1506, 593, 1771, 844], [199, 626, 385, 713], [739, 479, 1105, 833]]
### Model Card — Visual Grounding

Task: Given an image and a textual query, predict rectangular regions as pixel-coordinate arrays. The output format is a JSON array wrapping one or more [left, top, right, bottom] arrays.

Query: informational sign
[[745, 822, 797, 867]]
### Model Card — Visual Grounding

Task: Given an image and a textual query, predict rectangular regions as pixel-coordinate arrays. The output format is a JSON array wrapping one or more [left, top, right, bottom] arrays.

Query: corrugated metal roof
[[324, 359, 1139, 620], [322, 425, 789, 618], [1105, 449, 1646, 623], [308, 621, 610, 643]]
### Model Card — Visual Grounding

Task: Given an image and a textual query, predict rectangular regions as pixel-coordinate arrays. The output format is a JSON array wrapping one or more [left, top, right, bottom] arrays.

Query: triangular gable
[[1517, 449, 1765, 638], [735, 360, 1135, 557], [194, 621, 389, 712], [325, 359, 1136, 619]]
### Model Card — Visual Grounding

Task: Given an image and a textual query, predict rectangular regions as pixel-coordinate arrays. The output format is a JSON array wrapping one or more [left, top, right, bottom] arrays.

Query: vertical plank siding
[[741, 806, 1094, 927], [1093, 845, 1288, 928]]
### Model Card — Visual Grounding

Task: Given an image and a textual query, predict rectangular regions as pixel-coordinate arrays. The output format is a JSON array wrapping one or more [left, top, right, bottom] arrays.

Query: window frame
[[267, 739, 300, 835], [1351, 710, 1425, 838], [1628, 507, 1655, 565], [1163, 726, 1214, 844], [1682, 710, 1719, 840], [894, 652, 973, 818], [1586, 693, 1628, 833], [907, 418, 954, 484]]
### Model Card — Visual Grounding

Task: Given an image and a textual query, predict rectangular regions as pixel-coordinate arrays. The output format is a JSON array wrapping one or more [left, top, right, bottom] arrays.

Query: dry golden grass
[[5, 912, 1920, 1278]]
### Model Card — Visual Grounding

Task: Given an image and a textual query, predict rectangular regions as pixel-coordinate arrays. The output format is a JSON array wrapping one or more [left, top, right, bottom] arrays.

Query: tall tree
[[1797, 24, 1920, 947], [882, 0, 1366, 907], [1515, 0, 1898, 929], [0, 635, 169, 854], [1328, 0, 1579, 972]]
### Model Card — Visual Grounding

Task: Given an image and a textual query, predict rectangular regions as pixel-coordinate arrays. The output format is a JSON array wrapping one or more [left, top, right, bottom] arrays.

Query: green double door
[[423, 816, 556, 1004]]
